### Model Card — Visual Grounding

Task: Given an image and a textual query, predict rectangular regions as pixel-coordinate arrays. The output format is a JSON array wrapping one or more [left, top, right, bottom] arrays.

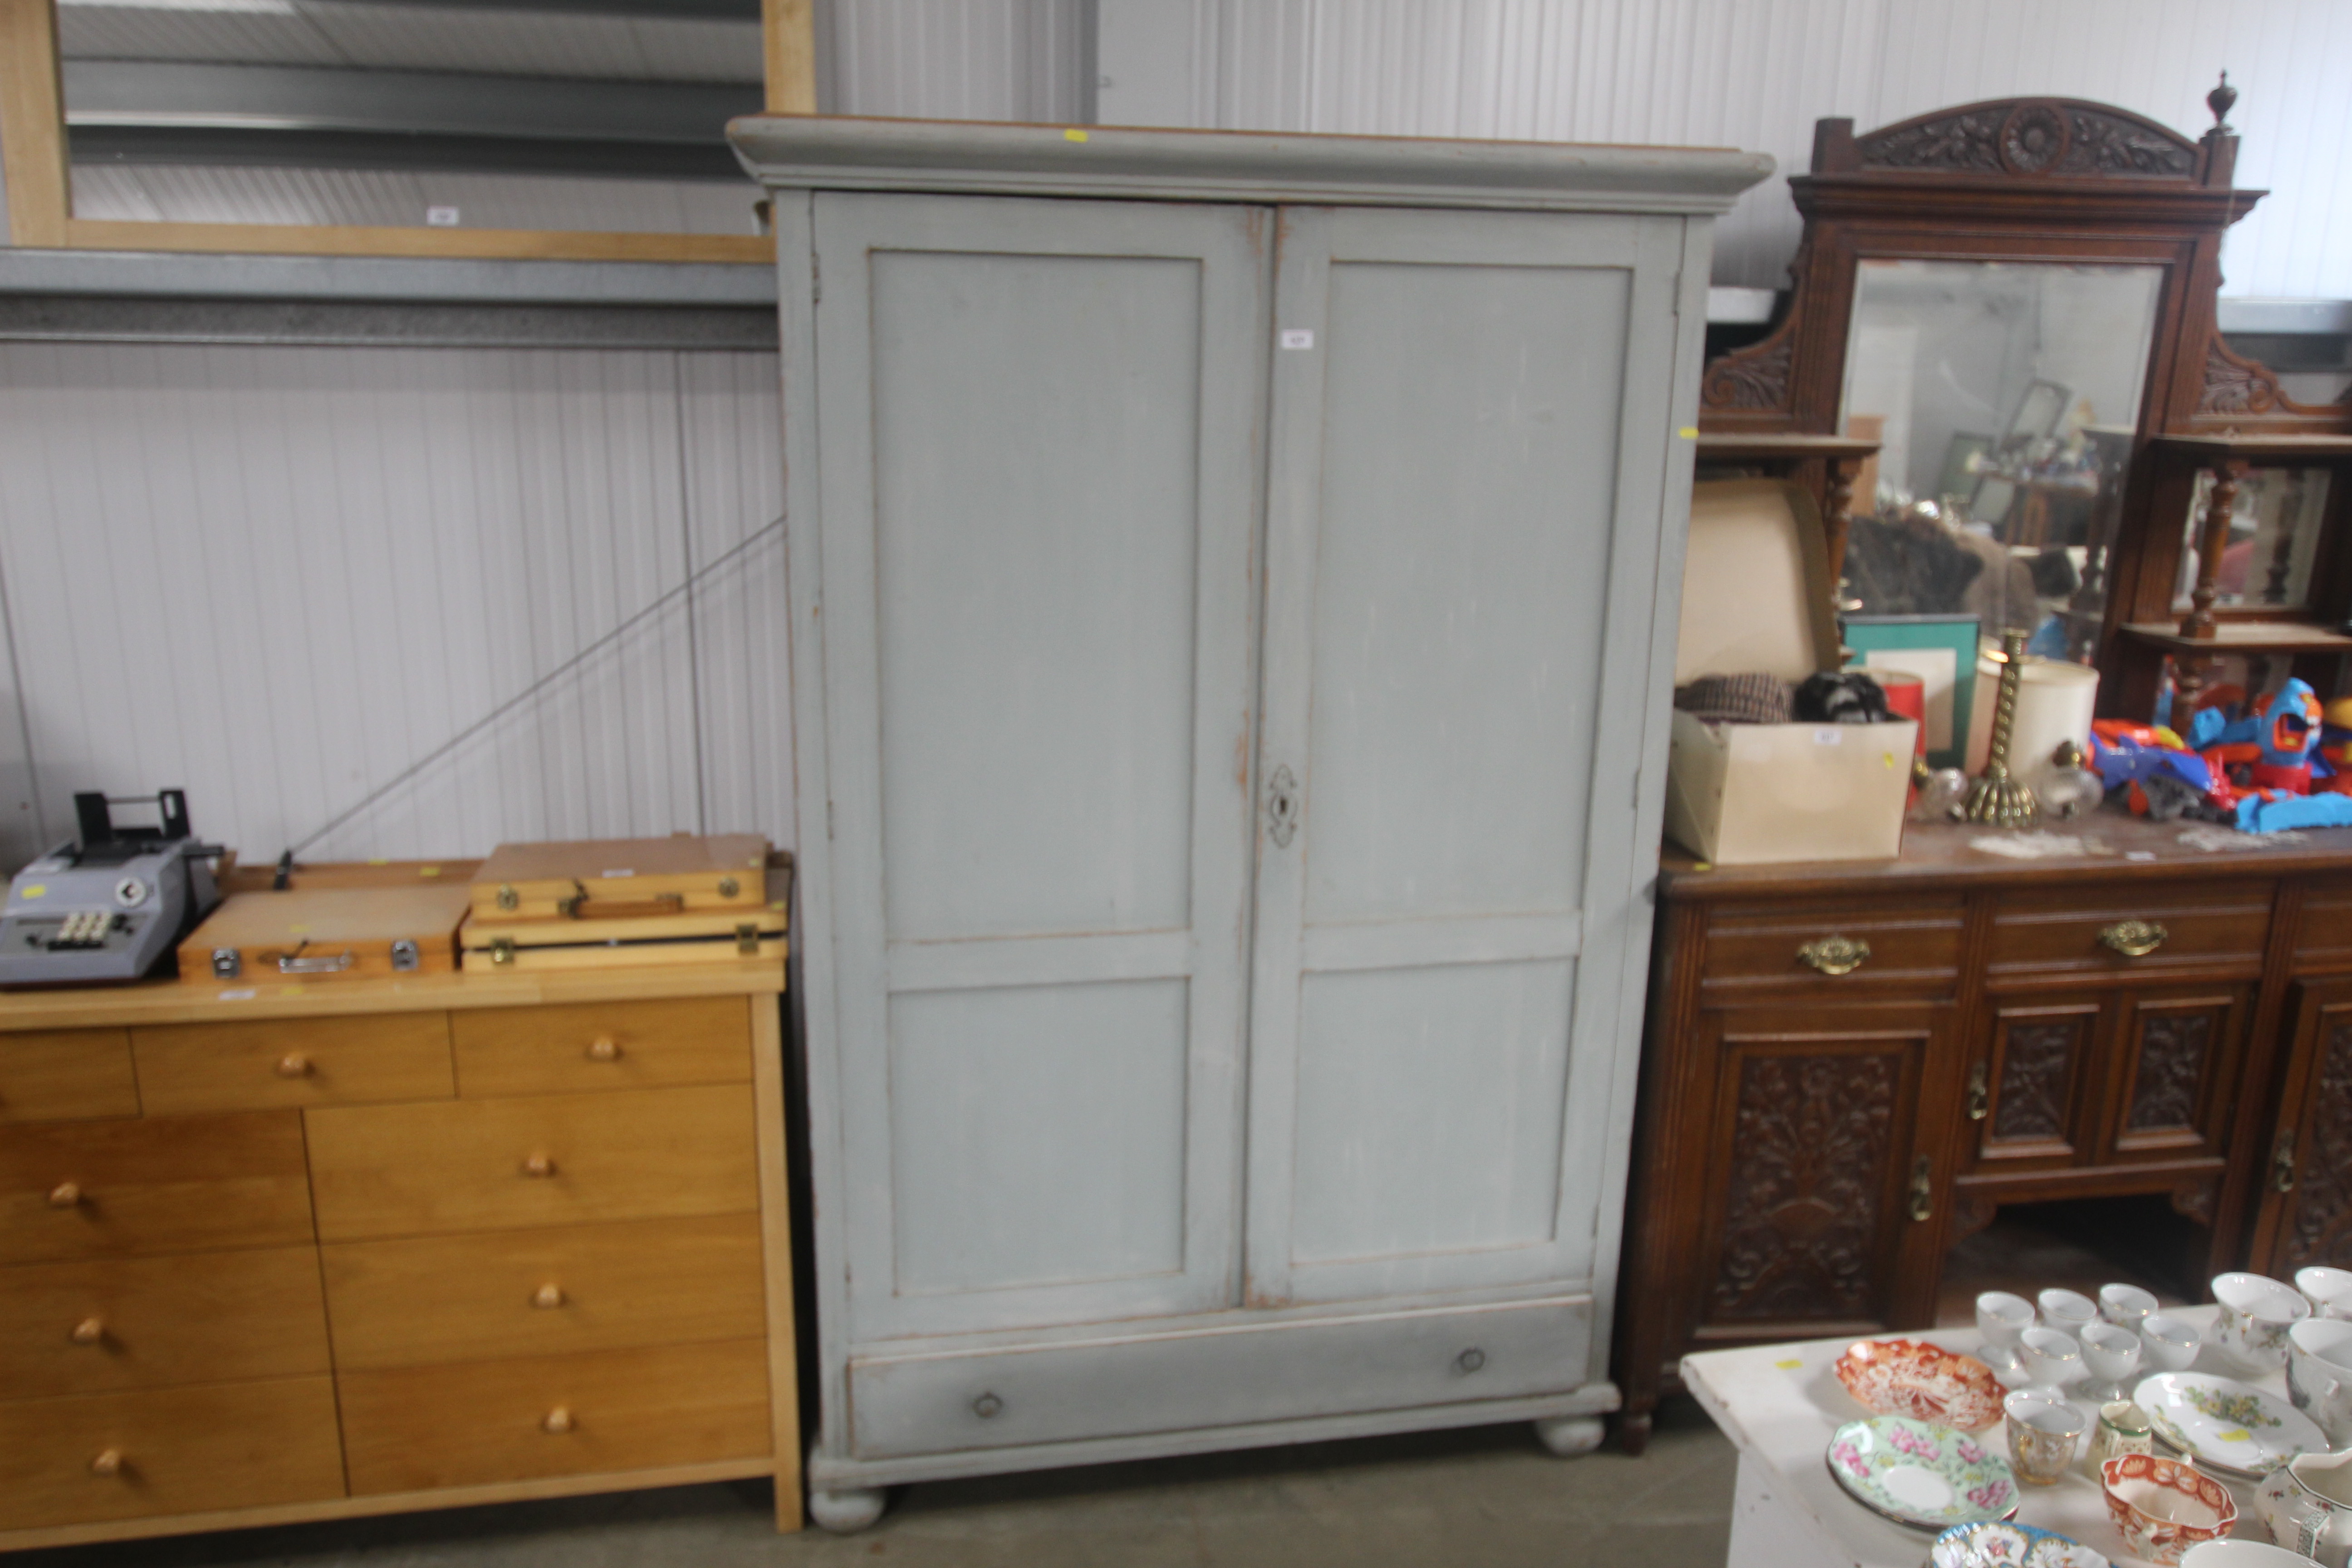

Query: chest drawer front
[[0, 1246, 330, 1399], [323, 1213, 765, 1370], [848, 1296, 1591, 1460], [2297, 884, 2352, 969], [338, 1338, 770, 1494], [0, 1376, 344, 1531], [0, 1031, 137, 1124], [1989, 882, 2272, 979], [132, 1014, 455, 1116], [0, 1111, 314, 1264], [1700, 898, 1965, 994], [451, 997, 751, 1099], [306, 1084, 758, 1242]]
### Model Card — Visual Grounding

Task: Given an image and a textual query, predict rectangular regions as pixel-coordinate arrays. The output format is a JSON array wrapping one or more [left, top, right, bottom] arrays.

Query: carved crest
[[1857, 98, 2198, 180], [1700, 334, 1793, 413], [2200, 337, 2288, 416]]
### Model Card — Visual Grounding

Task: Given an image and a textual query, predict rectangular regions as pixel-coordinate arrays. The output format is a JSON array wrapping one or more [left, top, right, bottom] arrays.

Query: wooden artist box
[[462, 837, 787, 971], [180, 885, 474, 983]]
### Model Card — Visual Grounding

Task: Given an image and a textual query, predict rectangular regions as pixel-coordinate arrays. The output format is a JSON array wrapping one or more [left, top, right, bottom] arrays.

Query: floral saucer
[[1836, 1338, 2004, 1430], [2133, 1371, 2326, 1478], [1825, 1416, 2019, 1531], [1928, 1520, 2108, 1568]]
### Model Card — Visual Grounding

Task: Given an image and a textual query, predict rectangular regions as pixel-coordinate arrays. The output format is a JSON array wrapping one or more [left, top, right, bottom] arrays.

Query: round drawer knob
[[89, 1449, 122, 1477], [47, 1181, 81, 1209], [586, 1036, 621, 1063], [520, 1152, 557, 1179], [275, 1053, 312, 1078], [533, 1283, 565, 1309], [972, 1393, 1004, 1419], [1456, 1348, 1486, 1374], [71, 1317, 105, 1345], [541, 1406, 574, 1435]]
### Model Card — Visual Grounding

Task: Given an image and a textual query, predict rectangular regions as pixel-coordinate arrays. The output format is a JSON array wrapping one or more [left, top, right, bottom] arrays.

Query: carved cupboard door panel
[[2097, 986, 2250, 1165], [2252, 981, 2352, 1275], [1971, 996, 2102, 1170], [1690, 1002, 1952, 1341]]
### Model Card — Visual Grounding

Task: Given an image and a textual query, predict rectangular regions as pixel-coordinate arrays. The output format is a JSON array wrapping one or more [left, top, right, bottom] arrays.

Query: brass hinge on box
[[736, 922, 759, 956]]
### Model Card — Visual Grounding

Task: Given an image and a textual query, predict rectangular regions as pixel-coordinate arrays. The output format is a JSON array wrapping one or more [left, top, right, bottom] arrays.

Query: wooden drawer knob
[[89, 1449, 122, 1477], [541, 1406, 574, 1435], [47, 1181, 81, 1208], [520, 1152, 557, 1179], [533, 1283, 565, 1309], [275, 1052, 313, 1078], [586, 1036, 621, 1063], [70, 1317, 105, 1345]]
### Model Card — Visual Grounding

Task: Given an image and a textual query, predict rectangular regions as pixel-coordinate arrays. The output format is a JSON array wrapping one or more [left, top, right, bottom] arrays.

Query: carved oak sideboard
[[1614, 815, 2352, 1451]]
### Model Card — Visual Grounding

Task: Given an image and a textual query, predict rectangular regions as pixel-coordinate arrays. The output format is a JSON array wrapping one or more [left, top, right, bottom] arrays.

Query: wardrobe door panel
[[1250, 206, 1687, 1306], [812, 192, 1271, 1339]]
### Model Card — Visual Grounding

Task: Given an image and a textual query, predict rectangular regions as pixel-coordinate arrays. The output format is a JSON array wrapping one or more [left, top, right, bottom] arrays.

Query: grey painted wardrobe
[[728, 117, 1771, 1529]]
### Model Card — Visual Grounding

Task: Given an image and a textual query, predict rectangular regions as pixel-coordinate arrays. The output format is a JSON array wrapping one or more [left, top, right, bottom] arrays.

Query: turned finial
[[2208, 72, 2236, 130]]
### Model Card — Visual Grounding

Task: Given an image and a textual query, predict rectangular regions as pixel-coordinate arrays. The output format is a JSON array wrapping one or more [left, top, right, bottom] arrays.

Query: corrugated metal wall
[[1083, 0, 2352, 299], [0, 341, 790, 871]]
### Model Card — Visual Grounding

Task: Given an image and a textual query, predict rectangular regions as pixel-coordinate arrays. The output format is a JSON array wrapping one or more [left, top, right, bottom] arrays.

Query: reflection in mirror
[[2174, 468, 2334, 611], [1838, 260, 2165, 664]]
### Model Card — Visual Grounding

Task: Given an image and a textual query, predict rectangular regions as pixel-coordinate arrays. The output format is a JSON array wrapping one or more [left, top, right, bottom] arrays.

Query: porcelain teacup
[[2288, 1318, 2352, 1448], [2215, 1271, 2312, 1372], [2300, 1268, 2352, 1323], [2142, 1310, 2205, 1372], [1977, 1291, 2036, 1377], [2020, 1326, 2083, 1391], [2101, 1282, 2160, 1331], [2005, 1388, 2087, 1487], [2257, 1448, 2352, 1568], [2040, 1287, 2099, 1338]]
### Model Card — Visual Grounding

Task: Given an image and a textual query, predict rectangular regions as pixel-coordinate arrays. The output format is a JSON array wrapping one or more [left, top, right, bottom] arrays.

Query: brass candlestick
[[1964, 631, 2042, 828]]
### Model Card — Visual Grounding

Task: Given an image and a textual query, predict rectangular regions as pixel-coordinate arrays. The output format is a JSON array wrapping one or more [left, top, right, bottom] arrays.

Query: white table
[[1681, 1306, 2283, 1568]]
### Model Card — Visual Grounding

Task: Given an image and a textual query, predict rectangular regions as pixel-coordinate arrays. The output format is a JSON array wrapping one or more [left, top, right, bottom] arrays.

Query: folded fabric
[[1793, 670, 1893, 724], [1674, 672, 1793, 725]]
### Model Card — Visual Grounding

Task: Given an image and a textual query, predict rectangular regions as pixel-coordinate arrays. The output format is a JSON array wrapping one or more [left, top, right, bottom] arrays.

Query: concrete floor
[[22, 1401, 1735, 1568]]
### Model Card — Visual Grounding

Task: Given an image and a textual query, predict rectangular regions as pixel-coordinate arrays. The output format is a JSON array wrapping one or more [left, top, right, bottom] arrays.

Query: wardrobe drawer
[[323, 1213, 765, 1369], [306, 1084, 757, 1242], [338, 1338, 770, 1494], [1989, 882, 2271, 978], [451, 997, 750, 1099], [0, 1376, 344, 1531], [0, 1030, 137, 1124], [132, 1014, 454, 1116], [0, 1111, 314, 1265], [848, 1296, 1592, 1460], [1700, 898, 1965, 994], [0, 1246, 330, 1398]]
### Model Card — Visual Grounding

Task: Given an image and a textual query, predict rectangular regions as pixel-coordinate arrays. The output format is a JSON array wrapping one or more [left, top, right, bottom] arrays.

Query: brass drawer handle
[[1966, 1063, 1989, 1122], [1798, 935, 1871, 976], [1908, 1155, 1934, 1222], [2098, 920, 2168, 958]]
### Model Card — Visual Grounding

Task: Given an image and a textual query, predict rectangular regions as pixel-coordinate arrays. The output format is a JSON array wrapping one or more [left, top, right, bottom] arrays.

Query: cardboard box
[[1663, 480, 1915, 865]]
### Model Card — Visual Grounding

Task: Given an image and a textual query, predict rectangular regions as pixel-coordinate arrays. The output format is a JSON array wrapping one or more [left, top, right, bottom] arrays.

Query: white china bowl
[[2142, 1311, 2205, 1372], [2215, 1272, 2313, 1372], [2021, 1327, 2083, 1389], [2081, 1321, 2144, 1398], [2101, 1282, 2160, 1328], [2041, 1288, 2100, 1333], [2180, 1540, 2324, 1568]]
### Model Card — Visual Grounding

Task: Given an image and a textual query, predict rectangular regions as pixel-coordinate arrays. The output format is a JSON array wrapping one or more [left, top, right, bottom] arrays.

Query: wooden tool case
[[470, 835, 769, 922], [181, 887, 473, 983]]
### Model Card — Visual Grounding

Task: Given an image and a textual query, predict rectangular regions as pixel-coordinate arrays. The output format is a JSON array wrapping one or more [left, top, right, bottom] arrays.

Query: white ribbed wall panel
[[1091, 0, 2352, 299], [69, 166, 767, 236], [824, 0, 1090, 124], [0, 342, 790, 873]]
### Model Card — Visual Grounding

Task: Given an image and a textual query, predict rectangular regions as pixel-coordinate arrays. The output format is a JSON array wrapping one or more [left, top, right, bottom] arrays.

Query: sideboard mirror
[[1701, 86, 2352, 716]]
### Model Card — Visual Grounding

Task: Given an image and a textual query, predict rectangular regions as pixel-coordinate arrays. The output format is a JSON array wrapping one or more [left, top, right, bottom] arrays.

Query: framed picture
[[1844, 613, 1983, 769]]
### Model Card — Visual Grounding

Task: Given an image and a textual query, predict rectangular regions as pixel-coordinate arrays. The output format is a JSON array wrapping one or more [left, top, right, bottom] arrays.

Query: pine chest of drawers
[[0, 965, 798, 1550]]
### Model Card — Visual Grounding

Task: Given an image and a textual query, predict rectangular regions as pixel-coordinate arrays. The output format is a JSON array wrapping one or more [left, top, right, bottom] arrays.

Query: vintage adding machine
[[0, 790, 221, 986]]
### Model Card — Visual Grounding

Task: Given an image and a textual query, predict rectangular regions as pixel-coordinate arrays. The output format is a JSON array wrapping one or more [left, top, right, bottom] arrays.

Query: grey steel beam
[[2217, 298, 2352, 336], [0, 249, 778, 306], [0, 294, 777, 349], [70, 126, 748, 179], [294, 0, 760, 17], [64, 60, 759, 146]]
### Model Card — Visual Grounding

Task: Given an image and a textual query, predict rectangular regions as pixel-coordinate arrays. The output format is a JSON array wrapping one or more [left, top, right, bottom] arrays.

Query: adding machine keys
[[0, 789, 222, 987]]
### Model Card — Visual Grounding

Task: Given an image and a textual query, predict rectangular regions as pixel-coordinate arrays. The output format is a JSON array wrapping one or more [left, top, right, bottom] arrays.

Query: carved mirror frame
[[1701, 89, 2352, 713]]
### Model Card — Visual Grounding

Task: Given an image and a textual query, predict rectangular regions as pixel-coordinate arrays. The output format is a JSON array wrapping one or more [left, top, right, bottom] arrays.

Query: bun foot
[[808, 1486, 888, 1534], [1533, 1414, 1607, 1457]]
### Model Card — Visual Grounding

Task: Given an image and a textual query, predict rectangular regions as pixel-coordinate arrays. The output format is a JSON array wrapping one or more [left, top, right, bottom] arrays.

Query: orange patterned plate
[[1836, 1339, 2005, 1431]]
